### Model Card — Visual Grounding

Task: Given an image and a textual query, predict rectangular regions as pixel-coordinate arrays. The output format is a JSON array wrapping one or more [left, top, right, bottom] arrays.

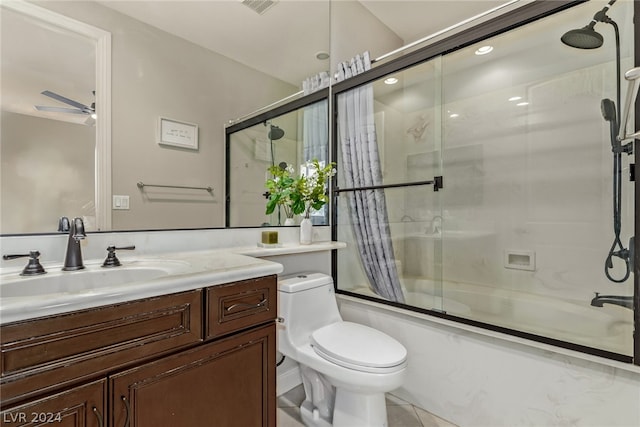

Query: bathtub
[[348, 278, 633, 356]]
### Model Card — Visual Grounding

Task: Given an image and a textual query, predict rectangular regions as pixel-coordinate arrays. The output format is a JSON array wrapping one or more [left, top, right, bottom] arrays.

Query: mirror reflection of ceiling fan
[[35, 90, 96, 117]]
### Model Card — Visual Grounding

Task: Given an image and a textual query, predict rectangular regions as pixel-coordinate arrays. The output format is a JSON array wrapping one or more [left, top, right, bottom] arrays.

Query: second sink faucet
[[62, 217, 86, 271]]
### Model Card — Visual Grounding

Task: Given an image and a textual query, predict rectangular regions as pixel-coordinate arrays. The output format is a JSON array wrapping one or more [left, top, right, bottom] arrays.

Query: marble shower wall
[[420, 63, 636, 301]]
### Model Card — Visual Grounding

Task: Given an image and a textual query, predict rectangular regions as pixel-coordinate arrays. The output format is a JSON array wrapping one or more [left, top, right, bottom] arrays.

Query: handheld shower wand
[[604, 67, 640, 283], [561, 0, 636, 283], [601, 97, 630, 282]]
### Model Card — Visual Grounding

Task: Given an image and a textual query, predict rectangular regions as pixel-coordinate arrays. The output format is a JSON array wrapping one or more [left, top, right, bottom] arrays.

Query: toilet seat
[[310, 322, 407, 374]]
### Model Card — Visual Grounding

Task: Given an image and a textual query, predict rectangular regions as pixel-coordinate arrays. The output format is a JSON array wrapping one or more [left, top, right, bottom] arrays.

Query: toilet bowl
[[277, 273, 407, 427]]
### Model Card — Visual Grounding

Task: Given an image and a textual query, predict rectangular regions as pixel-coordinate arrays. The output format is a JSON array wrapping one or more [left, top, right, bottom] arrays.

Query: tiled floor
[[277, 385, 458, 427]]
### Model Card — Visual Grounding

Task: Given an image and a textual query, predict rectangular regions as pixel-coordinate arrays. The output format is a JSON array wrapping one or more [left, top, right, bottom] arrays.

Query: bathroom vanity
[[0, 271, 278, 426]]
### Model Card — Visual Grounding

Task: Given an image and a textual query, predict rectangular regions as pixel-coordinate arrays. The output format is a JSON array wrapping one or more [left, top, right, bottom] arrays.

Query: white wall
[[339, 296, 640, 427], [329, 0, 402, 66], [1, 112, 95, 233]]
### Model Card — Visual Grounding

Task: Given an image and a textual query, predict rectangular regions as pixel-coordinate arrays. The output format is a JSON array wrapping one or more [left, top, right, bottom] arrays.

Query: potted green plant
[[265, 159, 336, 242], [265, 163, 296, 225]]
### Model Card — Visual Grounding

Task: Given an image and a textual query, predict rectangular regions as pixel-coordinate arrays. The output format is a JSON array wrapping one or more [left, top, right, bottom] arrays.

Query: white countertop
[[0, 242, 344, 325]]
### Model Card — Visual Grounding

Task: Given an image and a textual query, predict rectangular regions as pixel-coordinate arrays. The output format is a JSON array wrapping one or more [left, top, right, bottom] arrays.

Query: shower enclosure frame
[[329, 0, 640, 366], [224, 87, 329, 228], [633, 3, 640, 367]]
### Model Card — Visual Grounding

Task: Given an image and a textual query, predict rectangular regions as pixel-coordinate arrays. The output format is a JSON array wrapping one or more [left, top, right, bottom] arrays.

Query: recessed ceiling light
[[449, 113, 459, 118], [516, 102, 529, 107], [384, 77, 398, 85], [475, 45, 494, 55], [315, 51, 330, 60], [508, 96, 522, 101]]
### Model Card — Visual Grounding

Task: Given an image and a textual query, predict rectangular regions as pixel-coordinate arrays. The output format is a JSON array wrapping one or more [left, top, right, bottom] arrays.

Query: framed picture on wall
[[157, 117, 199, 150]]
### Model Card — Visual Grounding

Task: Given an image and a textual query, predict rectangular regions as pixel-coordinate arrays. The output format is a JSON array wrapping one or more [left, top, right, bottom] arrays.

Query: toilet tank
[[278, 273, 342, 353]]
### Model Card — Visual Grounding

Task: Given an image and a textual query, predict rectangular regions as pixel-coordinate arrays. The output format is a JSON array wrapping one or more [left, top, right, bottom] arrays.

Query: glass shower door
[[334, 56, 445, 313], [438, 0, 635, 356]]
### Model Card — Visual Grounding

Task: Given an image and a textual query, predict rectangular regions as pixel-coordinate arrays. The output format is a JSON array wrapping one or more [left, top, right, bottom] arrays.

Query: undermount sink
[[0, 259, 192, 298]]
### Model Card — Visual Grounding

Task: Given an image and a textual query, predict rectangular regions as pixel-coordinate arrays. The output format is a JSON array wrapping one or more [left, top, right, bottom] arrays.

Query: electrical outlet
[[113, 195, 130, 210]]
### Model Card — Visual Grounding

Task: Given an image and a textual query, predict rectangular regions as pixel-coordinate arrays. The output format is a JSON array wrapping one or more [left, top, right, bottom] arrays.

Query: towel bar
[[137, 182, 213, 193]]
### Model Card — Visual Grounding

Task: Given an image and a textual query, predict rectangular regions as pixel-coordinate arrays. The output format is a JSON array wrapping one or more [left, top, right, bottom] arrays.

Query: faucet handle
[[71, 217, 86, 239], [58, 217, 70, 232], [3, 251, 47, 276], [102, 245, 136, 268]]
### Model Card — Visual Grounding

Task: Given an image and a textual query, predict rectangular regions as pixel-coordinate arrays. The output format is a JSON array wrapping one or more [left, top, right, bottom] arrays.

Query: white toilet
[[277, 272, 407, 427]]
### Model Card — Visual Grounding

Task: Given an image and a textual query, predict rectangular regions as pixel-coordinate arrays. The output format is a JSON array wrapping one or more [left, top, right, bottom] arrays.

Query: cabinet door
[[110, 323, 276, 427], [0, 379, 106, 427]]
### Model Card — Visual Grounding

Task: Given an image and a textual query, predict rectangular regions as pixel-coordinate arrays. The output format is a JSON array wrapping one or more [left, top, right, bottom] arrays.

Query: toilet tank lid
[[278, 272, 333, 293]]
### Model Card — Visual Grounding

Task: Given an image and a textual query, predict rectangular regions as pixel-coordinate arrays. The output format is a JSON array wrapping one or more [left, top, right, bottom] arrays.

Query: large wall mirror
[[1, 0, 330, 234], [1, 1, 111, 234], [1, 0, 529, 234]]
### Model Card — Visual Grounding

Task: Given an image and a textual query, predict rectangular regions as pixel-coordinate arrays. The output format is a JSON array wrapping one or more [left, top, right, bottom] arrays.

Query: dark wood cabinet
[[206, 275, 277, 339], [1, 290, 201, 407], [0, 379, 106, 427], [110, 324, 276, 427], [0, 274, 277, 427]]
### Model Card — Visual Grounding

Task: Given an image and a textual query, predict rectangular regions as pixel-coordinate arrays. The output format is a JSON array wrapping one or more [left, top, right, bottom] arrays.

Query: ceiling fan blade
[[41, 90, 92, 112], [35, 105, 86, 114]]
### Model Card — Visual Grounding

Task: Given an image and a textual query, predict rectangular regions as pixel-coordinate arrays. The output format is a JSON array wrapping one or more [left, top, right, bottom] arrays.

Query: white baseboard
[[277, 355, 302, 396]]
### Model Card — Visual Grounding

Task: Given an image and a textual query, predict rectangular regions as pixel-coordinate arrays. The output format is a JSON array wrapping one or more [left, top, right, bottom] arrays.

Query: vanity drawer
[[206, 275, 277, 339], [0, 290, 202, 408]]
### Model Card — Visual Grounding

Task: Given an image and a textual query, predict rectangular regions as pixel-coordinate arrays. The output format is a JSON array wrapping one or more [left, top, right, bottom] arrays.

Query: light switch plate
[[113, 195, 130, 210]]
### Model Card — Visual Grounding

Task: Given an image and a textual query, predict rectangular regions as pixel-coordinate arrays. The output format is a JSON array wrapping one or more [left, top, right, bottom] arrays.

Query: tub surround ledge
[[337, 294, 640, 374]]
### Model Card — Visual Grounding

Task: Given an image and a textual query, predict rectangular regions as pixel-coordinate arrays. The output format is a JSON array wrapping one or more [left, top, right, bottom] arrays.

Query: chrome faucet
[[62, 217, 86, 271], [590, 292, 633, 310]]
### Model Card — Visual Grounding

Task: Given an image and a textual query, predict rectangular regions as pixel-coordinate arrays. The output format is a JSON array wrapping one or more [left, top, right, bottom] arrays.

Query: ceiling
[[0, 0, 522, 124], [2, 0, 627, 125], [95, 0, 516, 85]]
